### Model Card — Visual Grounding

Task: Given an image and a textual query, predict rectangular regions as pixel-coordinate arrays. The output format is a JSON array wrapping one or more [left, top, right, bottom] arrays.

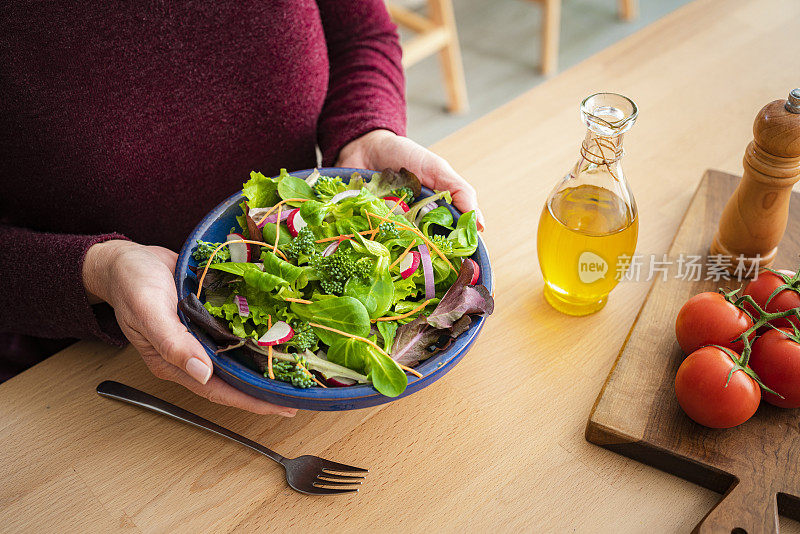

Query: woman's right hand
[[82, 240, 297, 417]]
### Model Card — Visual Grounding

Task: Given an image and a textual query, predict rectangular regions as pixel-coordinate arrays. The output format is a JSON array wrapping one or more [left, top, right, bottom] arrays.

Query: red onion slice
[[322, 240, 341, 257], [253, 207, 291, 228], [414, 202, 437, 226], [418, 244, 435, 300], [234, 295, 250, 317], [330, 189, 361, 204]]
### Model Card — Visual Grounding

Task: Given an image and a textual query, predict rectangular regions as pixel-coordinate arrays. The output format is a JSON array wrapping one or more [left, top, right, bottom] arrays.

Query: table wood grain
[[2, 0, 799, 531]]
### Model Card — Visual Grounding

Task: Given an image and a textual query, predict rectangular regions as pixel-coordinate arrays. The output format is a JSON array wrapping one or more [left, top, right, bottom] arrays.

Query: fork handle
[[96, 380, 285, 465]]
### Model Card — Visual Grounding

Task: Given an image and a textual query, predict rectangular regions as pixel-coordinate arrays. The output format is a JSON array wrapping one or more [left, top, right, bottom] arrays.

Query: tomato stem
[[715, 287, 800, 399]]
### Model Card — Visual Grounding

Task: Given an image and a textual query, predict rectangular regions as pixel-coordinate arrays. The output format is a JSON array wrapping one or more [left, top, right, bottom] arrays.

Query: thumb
[[144, 301, 214, 385]]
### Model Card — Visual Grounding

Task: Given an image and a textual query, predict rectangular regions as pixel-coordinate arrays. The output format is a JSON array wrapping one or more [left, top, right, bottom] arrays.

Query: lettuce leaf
[[242, 171, 280, 208]]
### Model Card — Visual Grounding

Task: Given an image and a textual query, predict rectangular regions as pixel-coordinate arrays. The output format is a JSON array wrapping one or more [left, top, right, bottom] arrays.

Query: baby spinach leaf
[[344, 268, 394, 319], [376, 321, 398, 353], [328, 337, 407, 397], [260, 250, 309, 287], [406, 190, 452, 223], [350, 233, 389, 259], [345, 233, 394, 318], [261, 222, 292, 247], [447, 210, 479, 257], [290, 296, 371, 345], [277, 169, 316, 203], [420, 206, 454, 236], [242, 266, 289, 293]]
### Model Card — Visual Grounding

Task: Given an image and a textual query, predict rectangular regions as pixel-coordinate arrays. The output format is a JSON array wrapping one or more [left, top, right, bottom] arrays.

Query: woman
[[0, 1, 482, 416]]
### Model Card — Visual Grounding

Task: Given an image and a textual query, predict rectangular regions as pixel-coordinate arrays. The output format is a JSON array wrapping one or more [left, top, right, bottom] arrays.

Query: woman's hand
[[337, 129, 485, 230], [83, 240, 297, 417]]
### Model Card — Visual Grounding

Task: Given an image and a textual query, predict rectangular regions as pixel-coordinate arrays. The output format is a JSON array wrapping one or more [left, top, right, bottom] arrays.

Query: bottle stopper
[[710, 89, 800, 271]]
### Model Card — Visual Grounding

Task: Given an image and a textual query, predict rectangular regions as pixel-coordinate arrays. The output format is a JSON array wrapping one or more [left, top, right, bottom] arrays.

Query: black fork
[[96, 381, 366, 495]]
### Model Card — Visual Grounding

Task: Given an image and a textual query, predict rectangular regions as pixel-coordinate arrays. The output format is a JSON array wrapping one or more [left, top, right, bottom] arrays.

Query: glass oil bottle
[[537, 93, 639, 316]]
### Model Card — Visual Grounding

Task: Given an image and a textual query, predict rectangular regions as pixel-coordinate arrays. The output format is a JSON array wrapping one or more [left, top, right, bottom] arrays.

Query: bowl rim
[[175, 167, 493, 401]]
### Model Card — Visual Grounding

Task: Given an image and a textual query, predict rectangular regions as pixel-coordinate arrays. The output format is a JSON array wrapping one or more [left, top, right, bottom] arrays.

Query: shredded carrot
[[299, 363, 328, 388], [387, 193, 408, 214], [273, 203, 282, 254], [284, 297, 313, 304], [195, 238, 269, 298], [398, 363, 424, 379], [364, 211, 457, 273], [255, 198, 311, 227], [267, 315, 275, 379], [373, 299, 433, 323], [273, 248, 289, 262], [388, 240, 417, 270], [308, 322, 424, 379], [315, 229, 379, 244]]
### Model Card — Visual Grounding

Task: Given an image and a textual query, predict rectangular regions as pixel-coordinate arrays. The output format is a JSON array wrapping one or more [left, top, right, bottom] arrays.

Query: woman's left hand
[[336, 129, 485, 230]]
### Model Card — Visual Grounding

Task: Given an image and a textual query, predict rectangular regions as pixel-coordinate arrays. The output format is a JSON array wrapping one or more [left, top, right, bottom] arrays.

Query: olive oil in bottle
[[536, 93, 639, 316]]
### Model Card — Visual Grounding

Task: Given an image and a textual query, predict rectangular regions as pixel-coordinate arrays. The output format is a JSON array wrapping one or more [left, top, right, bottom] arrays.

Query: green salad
[[179, 168, 494, 397]]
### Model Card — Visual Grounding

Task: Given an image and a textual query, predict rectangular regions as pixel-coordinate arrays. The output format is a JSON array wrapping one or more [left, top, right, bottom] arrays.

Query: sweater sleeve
[[316, 0, 407, 166], [0, 224, 129, 345]]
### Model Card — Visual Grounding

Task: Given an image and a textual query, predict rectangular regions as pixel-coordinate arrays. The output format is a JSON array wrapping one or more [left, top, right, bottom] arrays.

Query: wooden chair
[[532, 0, 639, 76], [387, 0, 469, 114]]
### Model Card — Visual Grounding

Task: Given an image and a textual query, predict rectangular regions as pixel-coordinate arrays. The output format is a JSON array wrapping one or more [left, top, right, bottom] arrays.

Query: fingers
[[151, 314, 214, 385], [424, 158, 486, 231], [128, 288, 214, 385], [146, 357, 297, 416]]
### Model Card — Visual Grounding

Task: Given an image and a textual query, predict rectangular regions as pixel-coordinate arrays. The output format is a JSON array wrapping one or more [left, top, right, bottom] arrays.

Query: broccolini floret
[[270, 358, 315, 388], [312, 249, 372, 295], [284, 321, 318, 352], [313, 175, 347, 198], [431, 234, 453, 254], [285, 227, 318, 259], [377, 221, 400, 241], [193, 240, 230, 266], [389, 186, 416, 202]]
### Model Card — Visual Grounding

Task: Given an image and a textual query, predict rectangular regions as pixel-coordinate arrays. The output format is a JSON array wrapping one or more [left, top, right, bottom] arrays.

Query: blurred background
[[393, 0, 693, 145]]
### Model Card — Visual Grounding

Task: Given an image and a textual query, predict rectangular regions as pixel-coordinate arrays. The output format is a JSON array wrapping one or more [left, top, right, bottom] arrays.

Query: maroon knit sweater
[[0, 1, 406, 380]]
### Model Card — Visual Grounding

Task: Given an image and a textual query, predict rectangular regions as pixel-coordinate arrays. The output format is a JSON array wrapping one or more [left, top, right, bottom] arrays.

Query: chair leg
[[428, 0, 468, 114], [540, 0, 561, 76], [618, 0, 638, 21]]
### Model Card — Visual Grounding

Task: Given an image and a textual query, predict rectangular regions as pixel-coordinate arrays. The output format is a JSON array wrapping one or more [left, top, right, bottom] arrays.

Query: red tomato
[[749, 328, 800, 408], [743, 269, 800, 328], [675, 292, 753, 354], [674, 346, 760, 428]]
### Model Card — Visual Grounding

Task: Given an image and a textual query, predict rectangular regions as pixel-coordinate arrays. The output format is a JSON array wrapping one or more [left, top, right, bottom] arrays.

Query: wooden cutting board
[[586, 170, 800, 534]]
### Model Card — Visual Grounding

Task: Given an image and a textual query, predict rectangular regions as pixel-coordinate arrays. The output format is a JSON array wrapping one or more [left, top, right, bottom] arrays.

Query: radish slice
[[252, 208, 291, 228], [465, 258, 480, 284], [327, 376, 357, 387], [383, 196, 410, 214], [286, 209, 307, 237], [414, 202, 437, 225], [257, 321, 294, 346], [322, 240, 340, 257], [399, 251, 421, 279], [330, 189, 361, 204], [234, 295, 250, 317], [226, 233, 251, 263], [418, 244, 435, 300]]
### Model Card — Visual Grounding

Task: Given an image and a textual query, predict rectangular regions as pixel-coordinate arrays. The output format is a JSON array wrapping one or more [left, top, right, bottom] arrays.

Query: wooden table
[[2, 0, 799, 531]]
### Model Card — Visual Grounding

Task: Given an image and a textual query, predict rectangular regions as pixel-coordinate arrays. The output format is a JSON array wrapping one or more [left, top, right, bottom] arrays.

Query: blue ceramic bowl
[[175, 168, 493, 410]]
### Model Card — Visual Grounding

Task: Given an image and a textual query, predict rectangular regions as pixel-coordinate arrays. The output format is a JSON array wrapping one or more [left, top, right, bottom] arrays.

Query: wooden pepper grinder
[[710, 89, 800, 271]]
